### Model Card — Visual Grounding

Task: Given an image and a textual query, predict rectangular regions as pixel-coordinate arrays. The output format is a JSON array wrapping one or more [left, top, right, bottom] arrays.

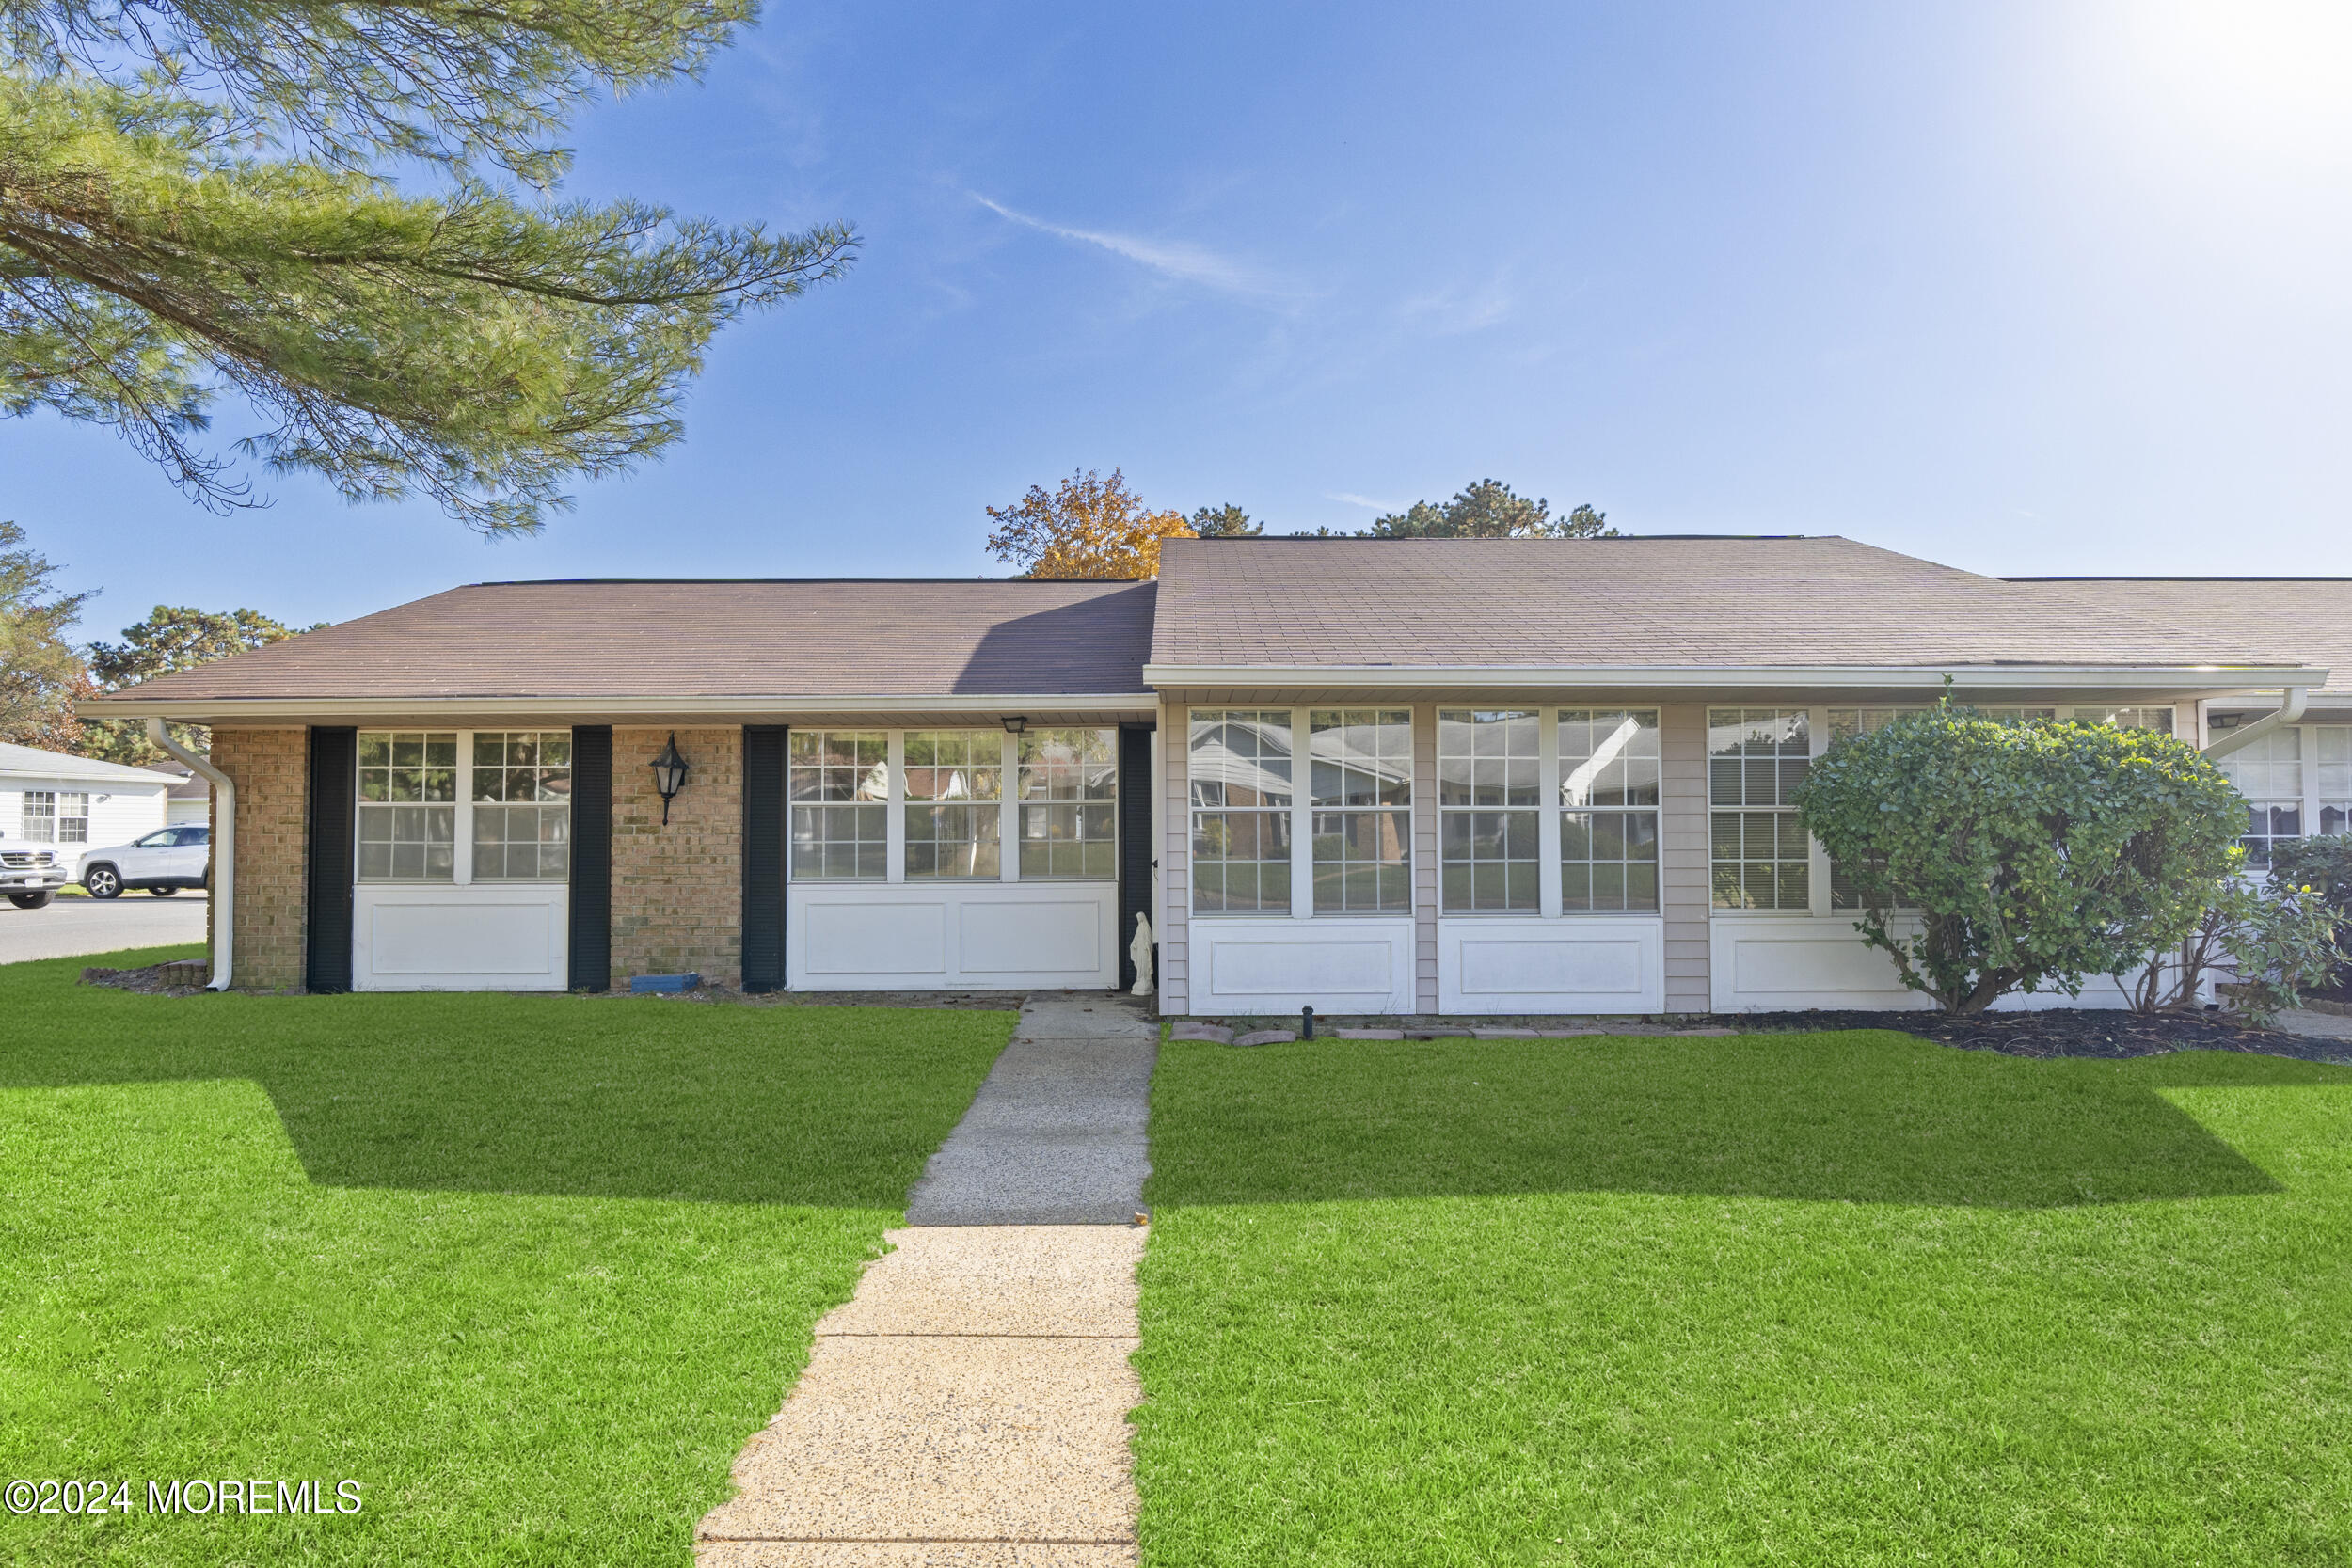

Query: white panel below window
[[1710, 915, 2137, 1012], [1438, 918, 1663, 1014], [1187, 917, 1415, 1016], [354, 885, 566, 991], [787, 882, 1117, 990]]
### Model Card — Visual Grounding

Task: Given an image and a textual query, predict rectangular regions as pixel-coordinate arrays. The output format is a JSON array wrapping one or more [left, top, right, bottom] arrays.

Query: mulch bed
[[1710, 1007, 2350, 1063], [79, 963, 209, 996]]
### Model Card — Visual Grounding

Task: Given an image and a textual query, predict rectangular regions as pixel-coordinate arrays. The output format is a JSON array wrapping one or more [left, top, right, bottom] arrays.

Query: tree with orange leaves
[[983, 468, 1194, 578]]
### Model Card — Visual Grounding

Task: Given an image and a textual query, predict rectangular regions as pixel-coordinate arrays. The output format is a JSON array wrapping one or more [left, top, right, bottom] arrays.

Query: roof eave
[[1140, 662, 2328, 693], [82, 691, 1158, 722]]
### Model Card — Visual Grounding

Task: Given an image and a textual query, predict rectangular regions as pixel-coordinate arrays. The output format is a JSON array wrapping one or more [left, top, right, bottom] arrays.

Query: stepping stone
[[1472, 1028, 1539, 1038], [1335, 1028, 1404, 1039], [1232, 1030, 1295, 1047], [1168, 1022, 1233, 1043]]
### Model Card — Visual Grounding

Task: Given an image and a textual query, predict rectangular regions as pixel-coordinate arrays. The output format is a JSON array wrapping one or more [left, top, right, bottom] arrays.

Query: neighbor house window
[[471, 732, 570, 880], [2319, 727, 2352, 839], [56, 791, 88, 843], [790, 731, 888, 879], [1017, 728, 1118, 879], [1709, 709, 1810, 911], [1558, 709, 1660, 911], [904, 730, 1003, 878], [20, 791, 54, 842], [1310, 709, 1412, 912], [2217, 728, 2302, 866], [1438, 709, 1539, 911], [1190, 709, 1293, 912], [358, 732, 458, 881]]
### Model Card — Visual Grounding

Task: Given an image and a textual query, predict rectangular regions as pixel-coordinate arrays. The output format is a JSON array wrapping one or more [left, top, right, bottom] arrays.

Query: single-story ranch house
[[83, 536, 2348, 1015]]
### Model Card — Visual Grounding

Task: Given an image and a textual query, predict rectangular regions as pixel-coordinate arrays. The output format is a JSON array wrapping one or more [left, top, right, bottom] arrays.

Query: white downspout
[[146, 719, 232, 991], [2202, 686, 2310, 763]]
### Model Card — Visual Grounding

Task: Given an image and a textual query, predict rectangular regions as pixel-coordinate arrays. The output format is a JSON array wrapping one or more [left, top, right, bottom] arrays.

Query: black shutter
[[742, 725, 787, 992], [1118, 722, 1155, 991], [568, 726, 612, 992], [304, 726, 356, 993]]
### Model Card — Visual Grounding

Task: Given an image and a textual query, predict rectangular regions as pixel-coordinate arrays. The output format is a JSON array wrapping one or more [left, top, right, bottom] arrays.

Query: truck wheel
[[83, 864, 122, 899], [8, 891, 55, 910], [150, 886, 179, 896]]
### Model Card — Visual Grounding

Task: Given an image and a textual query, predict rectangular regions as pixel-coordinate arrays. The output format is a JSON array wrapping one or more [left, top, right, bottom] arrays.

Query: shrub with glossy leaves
[[1795, 707, 2245, 1012]]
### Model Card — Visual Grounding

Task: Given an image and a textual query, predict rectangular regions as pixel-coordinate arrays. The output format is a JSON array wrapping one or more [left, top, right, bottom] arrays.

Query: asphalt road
[[0, 892, 209, 966]]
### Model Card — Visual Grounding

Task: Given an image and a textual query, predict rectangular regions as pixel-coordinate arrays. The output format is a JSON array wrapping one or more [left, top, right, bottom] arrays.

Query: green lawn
[[0, 947, 1009, 1566], [1135, 1031, 2352, 1566]]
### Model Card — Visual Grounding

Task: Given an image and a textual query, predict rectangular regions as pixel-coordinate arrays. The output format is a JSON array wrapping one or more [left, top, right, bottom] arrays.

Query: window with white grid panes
[[55, 791, 88, 843], [19, 790, 55, 842], [357, 732, 458, 881], [1016, 728, 1118, 879], [789, 730, 888, 879], [1968, 705, 2058, 724], [2082, 705, 2174, 734], [2217, 728, 2303, 865], [1823, 709, 1919, 909], [1189, 710, 1294, 912], [1558, 709, 1660, 911], [1309, 709, 1412, 912], [1709, 709, 1811, 911], [1438, 709, 1540, 911], [470, 731, 571, 880], [2316, 726, 2352, 839], [903, 731, 1003, 878]]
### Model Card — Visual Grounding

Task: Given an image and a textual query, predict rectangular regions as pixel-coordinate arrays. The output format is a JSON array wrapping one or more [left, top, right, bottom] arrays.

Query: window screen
[[1310, 709, 1411, 912], [357, 732, 457, 881], [790, 731, 888, 879], [904, 731, 1003, 879], [1190, 710, 1293, 913], [1438, 709, 1539, 911], [1709, 709, 1810, 911], [1558, 709, 1659, 912], [1017, 728, 1118, 879]]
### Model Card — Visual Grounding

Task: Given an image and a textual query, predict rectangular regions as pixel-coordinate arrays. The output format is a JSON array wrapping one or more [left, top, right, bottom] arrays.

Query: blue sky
[[14, 0, 2352, 634]]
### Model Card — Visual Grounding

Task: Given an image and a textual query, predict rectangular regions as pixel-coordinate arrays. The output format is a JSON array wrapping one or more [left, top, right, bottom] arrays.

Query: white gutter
[[2203, 686, 2311, 762], [1142, 662, 2327, 693], [85, 692, 1155, 722], [145, 719, 232, 992]]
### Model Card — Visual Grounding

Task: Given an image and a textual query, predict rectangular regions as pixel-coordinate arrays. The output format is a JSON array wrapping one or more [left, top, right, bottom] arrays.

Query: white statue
[[1130, 912, 1154, 997]]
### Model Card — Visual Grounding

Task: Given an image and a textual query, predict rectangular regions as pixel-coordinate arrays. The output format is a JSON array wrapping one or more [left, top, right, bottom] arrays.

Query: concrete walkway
[[905, 994, 1157, 1226], [697, 994, 1158, 1566]]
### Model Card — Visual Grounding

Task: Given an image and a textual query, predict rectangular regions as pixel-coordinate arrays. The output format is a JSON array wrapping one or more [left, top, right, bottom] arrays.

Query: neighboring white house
[[0, 743, 178, 851], [151, 762, 215, 826]]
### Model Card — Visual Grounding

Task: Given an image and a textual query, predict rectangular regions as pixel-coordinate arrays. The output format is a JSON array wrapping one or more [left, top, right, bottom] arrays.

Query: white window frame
[[354, 729, 572, 887], [1712, 703, 2184, 918], [789, 727, 1120, 886], [20, 790, 56, 843]]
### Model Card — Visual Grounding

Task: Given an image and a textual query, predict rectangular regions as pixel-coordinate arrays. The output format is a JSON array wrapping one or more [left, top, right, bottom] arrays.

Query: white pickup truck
[[0, 837, 70, 909]]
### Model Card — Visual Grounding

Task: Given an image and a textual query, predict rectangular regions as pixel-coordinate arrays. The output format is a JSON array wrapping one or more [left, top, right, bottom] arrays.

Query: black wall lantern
[[650, 733, 691, 825]]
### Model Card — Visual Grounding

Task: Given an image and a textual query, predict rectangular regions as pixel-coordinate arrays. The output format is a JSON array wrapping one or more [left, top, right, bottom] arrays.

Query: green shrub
[[1796, 705, 2244, 1012]]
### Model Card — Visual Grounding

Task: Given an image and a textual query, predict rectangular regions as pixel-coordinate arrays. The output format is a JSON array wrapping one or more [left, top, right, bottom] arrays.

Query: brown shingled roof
[[2003, 578, 2352, 700], [1148, 535, 2311, 672], [87, 579, 1157, 705]]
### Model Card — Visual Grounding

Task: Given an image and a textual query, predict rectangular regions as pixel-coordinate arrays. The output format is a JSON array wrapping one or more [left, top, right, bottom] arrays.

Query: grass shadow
[[1145, 1030, 2334, 1209], [1, 947, 1010, 1208]]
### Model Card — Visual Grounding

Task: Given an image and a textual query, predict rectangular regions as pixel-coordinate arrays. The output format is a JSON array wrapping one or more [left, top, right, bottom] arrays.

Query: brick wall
[[210, 728, 308, 992], [611, 726, 743, 988]]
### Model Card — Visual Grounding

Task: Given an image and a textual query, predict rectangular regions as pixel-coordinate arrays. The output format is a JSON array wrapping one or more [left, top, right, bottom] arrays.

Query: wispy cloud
[[971, 193, 1292, 301], [1398, 272, 1517, 334], [1326, 491, 1402, 511]]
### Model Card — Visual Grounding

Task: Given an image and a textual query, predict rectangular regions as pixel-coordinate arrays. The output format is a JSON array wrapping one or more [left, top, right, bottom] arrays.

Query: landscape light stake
[[651, 733, 691, 825], [1302, 1005, 1315, 1039]]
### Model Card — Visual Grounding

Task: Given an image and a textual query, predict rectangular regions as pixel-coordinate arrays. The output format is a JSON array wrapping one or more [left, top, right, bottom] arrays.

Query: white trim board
[[787, 880, 1118, 991]]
